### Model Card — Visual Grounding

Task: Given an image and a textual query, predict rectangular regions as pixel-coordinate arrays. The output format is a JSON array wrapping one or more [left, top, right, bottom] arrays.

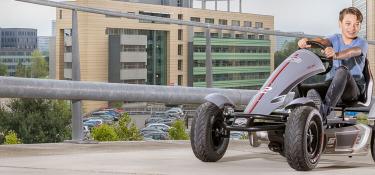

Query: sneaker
[[306, 89, 322, 110]]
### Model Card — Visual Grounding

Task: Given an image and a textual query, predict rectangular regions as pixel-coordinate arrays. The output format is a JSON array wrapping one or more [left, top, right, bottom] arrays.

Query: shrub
[[4, 130, 22, 144], [169, 120, 189, 140], [115, 113, 143, 141], [92, 124, 118, 141]]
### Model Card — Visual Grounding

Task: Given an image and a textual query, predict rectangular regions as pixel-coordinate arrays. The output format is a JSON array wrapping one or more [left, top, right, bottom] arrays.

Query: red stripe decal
[[247, 61, 290, 114]]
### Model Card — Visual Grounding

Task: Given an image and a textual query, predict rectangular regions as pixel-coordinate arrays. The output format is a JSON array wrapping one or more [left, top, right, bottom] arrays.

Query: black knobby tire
[[191, 102, 229, 162], [371, 125, 375, 162], [284, 106, 324, 171]]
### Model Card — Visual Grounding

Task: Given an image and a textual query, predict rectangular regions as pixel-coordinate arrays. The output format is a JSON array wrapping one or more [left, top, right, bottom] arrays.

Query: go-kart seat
[[354, 58, 373, 107], [299, 58, 373, 108]]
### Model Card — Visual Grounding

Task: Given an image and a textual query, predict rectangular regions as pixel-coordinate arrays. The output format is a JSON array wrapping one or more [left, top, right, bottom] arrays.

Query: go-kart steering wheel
[[305, 40, 333, 75]]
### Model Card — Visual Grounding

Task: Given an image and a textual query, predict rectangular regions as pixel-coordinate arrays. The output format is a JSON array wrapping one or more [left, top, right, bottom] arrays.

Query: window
[[244, 21, 252, 27], [64, 62, 72, 69], [121, 62, 146, 69], [190, 17, 200, 22], [231, 20, 240, 26], [139, 11, 170, 24], [219, 19, 227, 25], [64, 46, 72, 53], [178, 75, 183, 85], [205, 18, 214, 24], [235, 34, 244, 39], [178, 29, 183, 40], [178, 44, 183, 55], [122, 45, 146, 52], [59, 10, 62, 19], [248, 34, 255, 39], [178, 60, 183, 71], [255, 22, 263, 28], [177, 75, 182, 86], [210, 33, 219, 38], [177, 0, 183, 7], [222, 33, 231, 38], [258, 35, 264, 40], [178, 14, 183, 20], [194, 32, 204, 38]]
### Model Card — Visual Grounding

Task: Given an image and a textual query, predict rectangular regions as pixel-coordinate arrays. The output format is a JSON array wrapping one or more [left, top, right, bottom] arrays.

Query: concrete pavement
[[0, 140, 374, 175]]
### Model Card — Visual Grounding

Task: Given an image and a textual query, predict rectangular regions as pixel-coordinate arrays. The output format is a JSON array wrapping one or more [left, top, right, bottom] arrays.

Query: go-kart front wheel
[[190, 102, 229, 162], [285, 106, 324, 171]]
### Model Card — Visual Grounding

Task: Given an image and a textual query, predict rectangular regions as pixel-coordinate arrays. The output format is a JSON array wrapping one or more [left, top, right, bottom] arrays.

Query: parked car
[[88, 116, 114, 124], [143, 132, 169, 140], [145, 123, 171, 132], [140, 128, 165, 135], [151, 112, 169, 118], [158, 118, 176, 126], [144, 117, 163, 126], [84, 118, 103, 129], [166, 107, 184, 118]]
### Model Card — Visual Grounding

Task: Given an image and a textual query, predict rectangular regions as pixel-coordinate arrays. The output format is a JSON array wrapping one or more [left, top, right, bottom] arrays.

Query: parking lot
[[0, 140, 374, 175]]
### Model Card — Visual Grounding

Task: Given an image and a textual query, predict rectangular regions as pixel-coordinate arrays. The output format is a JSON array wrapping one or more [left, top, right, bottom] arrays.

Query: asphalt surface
[[0, 140, 374, 175]]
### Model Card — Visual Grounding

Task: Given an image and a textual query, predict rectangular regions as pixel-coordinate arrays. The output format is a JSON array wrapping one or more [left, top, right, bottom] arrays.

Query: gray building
[[353, 0, 367, 39], [0, 28, 37, 76], [38, 36, 50, 53]]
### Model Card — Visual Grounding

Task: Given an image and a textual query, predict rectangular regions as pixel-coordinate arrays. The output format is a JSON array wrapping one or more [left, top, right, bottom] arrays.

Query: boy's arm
[[334, 47, 363, 60]]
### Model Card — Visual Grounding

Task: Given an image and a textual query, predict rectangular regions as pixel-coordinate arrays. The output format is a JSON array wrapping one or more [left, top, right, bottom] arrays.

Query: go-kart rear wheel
[[191, 102, 229, 162], [285, 106, 324, 171]]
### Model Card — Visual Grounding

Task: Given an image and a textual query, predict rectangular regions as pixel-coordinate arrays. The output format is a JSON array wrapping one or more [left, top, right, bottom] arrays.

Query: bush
[[169, 120, 189, 140], [115, 113, 143, 141], [0, 99, 71, 144], [4, 130, 22, 144], [92, 124, 119, 141]]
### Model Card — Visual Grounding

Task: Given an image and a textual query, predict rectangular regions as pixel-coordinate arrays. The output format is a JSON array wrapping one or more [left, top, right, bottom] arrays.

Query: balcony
[[121, 35, 147, 46], [120, 69, 147, 80], [64, 52, 72, 62], [64, 68, 72, 79], [120, 52, 147, 63]]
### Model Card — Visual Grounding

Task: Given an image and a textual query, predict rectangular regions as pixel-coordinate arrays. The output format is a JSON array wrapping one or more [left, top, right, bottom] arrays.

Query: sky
[[0, 0, 352, 36]]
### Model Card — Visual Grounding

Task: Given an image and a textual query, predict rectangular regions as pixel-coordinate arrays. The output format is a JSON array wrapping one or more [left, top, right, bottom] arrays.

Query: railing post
[[71, 9, 83, 142], [205, 28, 213, 88]]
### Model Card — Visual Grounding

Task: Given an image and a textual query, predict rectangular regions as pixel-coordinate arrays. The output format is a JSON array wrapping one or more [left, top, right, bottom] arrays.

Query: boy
[[298, 7, 368, 121]]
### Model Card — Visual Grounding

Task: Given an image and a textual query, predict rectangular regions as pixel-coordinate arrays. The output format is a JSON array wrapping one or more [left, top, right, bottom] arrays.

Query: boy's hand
[[324, 47, 336, 59], [297, 38, 311, 49]]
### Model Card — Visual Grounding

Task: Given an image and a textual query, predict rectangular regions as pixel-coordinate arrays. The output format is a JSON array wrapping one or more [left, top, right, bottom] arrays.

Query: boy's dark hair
[[339, 7, 363, 23]]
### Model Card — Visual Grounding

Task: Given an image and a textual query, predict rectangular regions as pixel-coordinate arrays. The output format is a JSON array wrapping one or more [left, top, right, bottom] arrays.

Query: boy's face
[[339, 14, 361, 39]]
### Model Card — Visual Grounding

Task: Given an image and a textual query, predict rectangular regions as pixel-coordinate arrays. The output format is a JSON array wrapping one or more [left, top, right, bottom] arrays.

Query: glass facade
[[192, 35, 271, 90], [106, 28, 168, 85]]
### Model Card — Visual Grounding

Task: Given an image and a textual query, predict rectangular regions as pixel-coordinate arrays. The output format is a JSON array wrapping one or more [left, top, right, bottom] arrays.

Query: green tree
[[92, 124, 119, 141], [0, 99, 71, 144], [15, 50, 48, 78], [169, 120, 189, 140], [274, 39, 299, 68], [115, 113, 142, 141], [0, 63, 8, 76], [30, 50, 48, 78], [15, 61, 28, 77]]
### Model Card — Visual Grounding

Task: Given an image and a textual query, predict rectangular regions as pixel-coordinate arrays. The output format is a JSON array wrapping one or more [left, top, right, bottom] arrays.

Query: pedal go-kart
[[190, 41, 375, 171]]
